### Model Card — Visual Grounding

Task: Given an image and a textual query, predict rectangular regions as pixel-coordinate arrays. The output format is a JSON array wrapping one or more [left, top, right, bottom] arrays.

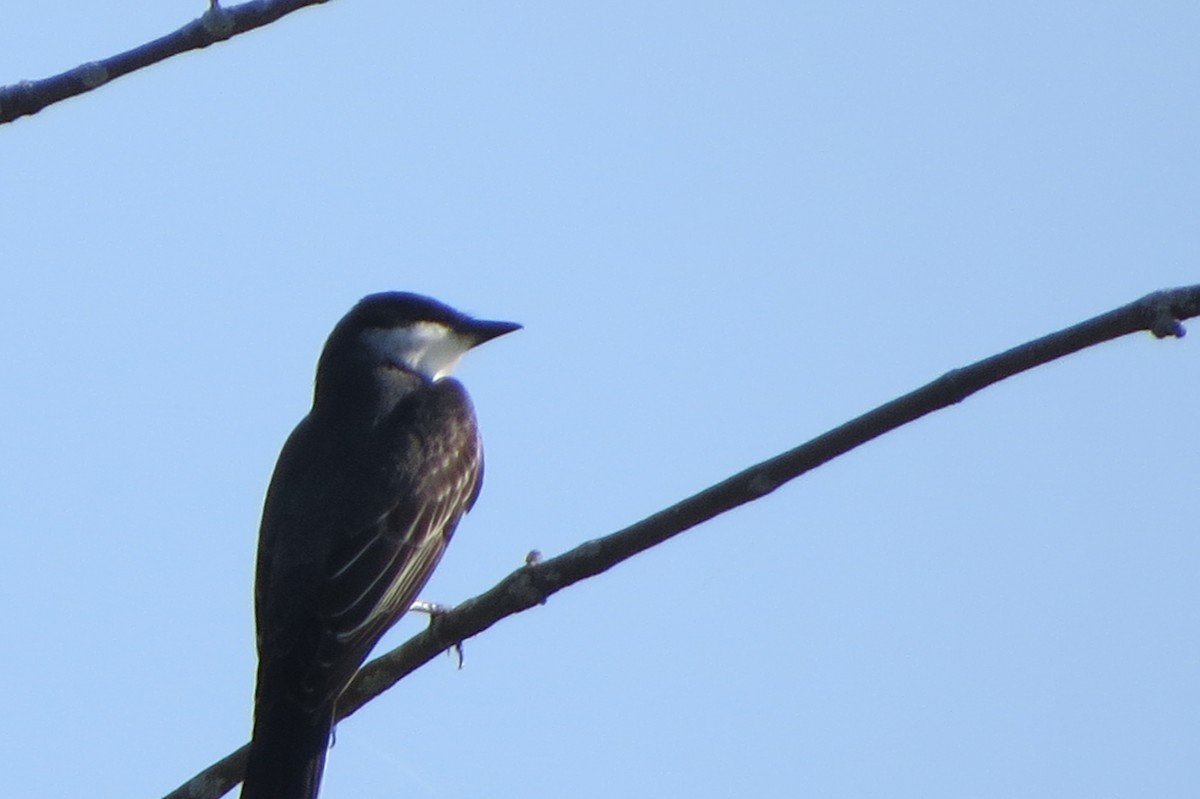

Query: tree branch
[[164, 285, 1199, 799], [0, 1, 332, 125]]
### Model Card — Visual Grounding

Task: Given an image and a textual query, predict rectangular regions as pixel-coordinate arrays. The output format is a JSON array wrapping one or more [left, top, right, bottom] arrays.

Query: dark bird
[[240, 292, 520, 799]]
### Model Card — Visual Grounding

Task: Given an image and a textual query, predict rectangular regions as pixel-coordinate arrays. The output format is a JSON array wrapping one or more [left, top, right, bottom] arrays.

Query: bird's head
[[317, 292, 521, 390]]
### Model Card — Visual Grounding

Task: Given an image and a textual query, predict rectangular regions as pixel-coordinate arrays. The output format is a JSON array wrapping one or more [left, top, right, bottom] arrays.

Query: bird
[[240, 292, 520, 799]]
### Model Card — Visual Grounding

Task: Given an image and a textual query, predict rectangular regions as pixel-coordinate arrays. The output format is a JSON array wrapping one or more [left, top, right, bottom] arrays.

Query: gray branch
[[164, 284, 1199, 799], [0, 1, 331, 124]]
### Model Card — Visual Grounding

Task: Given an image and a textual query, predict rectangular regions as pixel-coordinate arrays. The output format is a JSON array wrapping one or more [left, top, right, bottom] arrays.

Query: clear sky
[[2, 3, 1197, 798]]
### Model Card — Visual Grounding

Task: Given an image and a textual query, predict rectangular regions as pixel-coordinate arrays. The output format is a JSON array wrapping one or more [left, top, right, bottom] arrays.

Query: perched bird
[[241, 292, 520, 799]]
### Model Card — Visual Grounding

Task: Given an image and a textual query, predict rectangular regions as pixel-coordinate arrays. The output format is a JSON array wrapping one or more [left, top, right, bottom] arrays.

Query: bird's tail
[[241, 701, 334, 799]]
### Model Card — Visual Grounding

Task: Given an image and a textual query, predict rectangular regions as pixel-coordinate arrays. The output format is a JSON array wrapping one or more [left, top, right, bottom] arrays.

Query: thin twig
[[163, 285, 1199, 799], [0, 0, 332, 124]]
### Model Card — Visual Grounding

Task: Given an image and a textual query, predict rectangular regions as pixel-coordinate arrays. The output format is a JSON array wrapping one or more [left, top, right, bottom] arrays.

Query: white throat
[[361, 322, 472, 381]]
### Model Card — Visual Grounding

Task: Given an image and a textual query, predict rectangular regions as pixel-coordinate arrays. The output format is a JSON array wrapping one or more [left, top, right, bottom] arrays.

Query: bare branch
[[0, 1, 331, 125], [164, 285, 1199, 799]]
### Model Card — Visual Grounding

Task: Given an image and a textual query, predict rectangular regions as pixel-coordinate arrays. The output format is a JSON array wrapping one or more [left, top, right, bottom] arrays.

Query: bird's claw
[[409, 599, 451, 616], [409, 599, 465, 669]]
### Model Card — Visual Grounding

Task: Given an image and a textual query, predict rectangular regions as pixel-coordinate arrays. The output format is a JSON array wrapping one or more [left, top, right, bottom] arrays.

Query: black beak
[[465, 318, 522, 347]]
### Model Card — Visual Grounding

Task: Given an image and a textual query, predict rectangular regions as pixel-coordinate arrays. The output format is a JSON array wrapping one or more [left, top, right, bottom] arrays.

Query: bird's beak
[[466, 319, 522, 347]]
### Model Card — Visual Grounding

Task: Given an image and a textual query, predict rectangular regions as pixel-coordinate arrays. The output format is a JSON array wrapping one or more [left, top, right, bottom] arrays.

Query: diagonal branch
[[0, 1, 332, 125], [163, 285, 1199, 799]]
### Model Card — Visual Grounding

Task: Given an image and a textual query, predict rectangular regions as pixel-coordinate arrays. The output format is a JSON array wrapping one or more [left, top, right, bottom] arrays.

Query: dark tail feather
[[241, 701, 334, 799]]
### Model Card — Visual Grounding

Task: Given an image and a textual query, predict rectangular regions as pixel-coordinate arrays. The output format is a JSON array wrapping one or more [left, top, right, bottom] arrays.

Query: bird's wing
[[303, 383, 483, 709]]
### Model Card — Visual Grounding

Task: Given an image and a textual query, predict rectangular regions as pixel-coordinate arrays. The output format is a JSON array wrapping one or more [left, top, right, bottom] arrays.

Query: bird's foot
[[409, 599, 465, 669]]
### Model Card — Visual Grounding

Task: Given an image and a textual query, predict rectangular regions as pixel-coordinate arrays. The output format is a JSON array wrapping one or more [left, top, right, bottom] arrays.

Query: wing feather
[[301, 381, 483, 708]]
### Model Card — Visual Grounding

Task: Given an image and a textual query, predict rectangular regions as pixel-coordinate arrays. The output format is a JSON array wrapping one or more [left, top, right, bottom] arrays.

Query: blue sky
[[2, 3, 1197, 797]]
